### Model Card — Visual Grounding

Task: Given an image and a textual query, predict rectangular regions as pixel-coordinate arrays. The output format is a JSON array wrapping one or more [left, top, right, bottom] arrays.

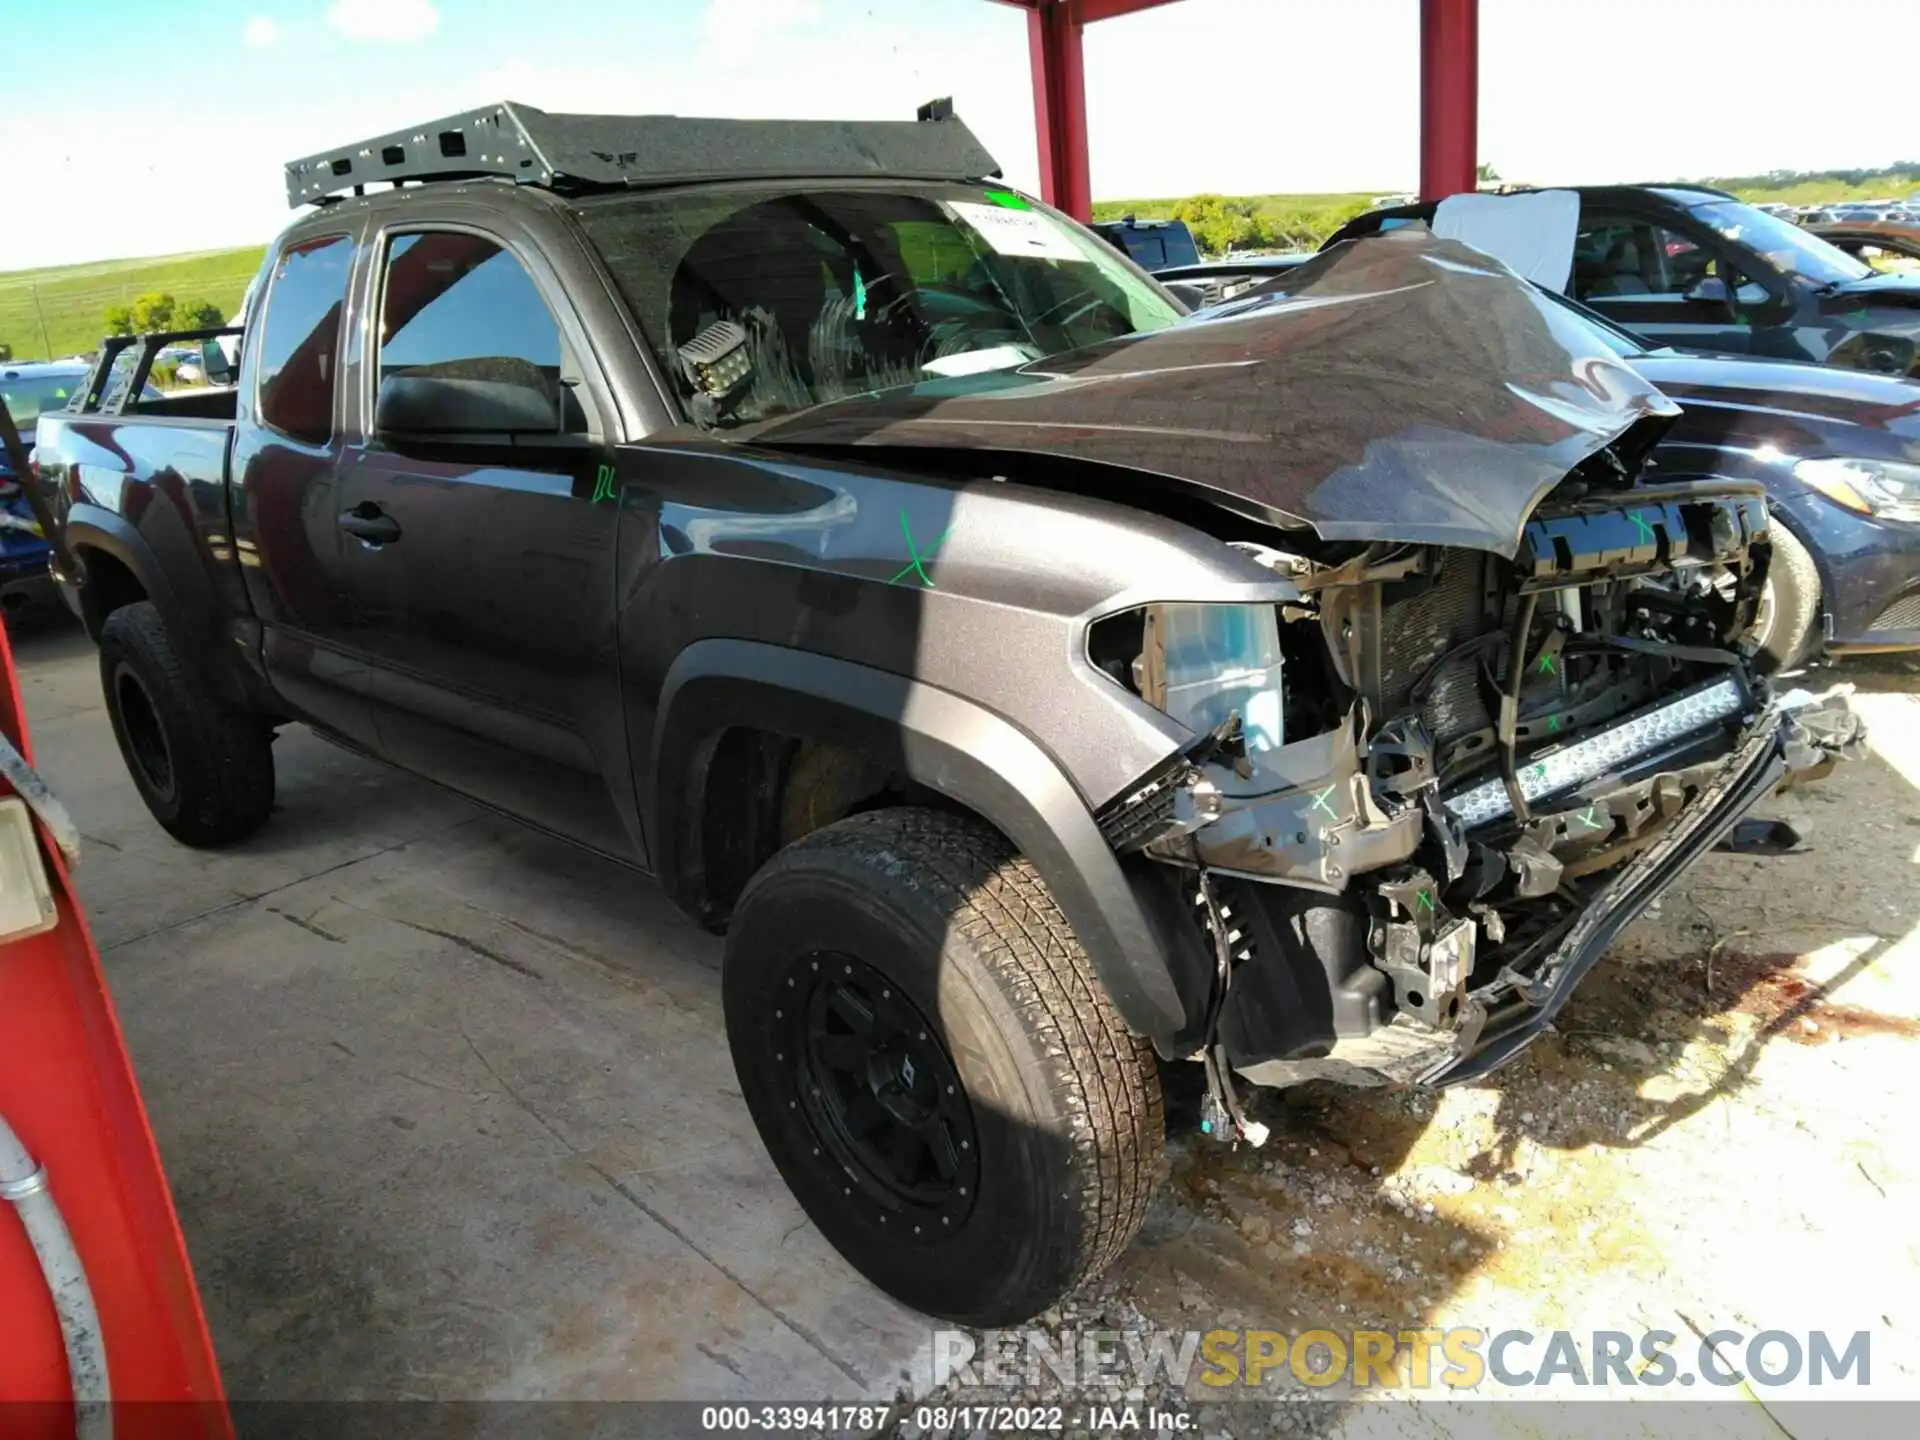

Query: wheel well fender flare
[[648, 638, 1203, 1045], [65, 503, 251, 705], [63, 504, 188, 638]]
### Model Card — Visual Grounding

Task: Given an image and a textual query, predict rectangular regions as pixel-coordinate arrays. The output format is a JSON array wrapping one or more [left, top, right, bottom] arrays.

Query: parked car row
[[0, 361, 89, 615], [1794, 198, 1920, 226], [1155, 184, 1920, 671]]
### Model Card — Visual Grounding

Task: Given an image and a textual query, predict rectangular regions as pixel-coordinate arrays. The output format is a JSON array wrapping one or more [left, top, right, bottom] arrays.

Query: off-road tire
[[99, 601, 274, 845], [724, 807, 1165, 1325], [1755, 523, 1821, 673]]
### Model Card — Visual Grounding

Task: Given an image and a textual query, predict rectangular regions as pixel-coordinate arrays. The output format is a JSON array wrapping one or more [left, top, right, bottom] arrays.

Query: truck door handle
[[339, 503, 401, 546]]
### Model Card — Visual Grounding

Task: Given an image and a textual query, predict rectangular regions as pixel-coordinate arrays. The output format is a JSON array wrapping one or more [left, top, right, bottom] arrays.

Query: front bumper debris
[[1227, 693, 1863, 1091]]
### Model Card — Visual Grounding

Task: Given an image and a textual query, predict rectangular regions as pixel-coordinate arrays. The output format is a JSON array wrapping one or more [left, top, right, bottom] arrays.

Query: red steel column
[[1419, 0, 1479, 201], [1026, 0, 1093, 220], [0, 400, 229, 1432]]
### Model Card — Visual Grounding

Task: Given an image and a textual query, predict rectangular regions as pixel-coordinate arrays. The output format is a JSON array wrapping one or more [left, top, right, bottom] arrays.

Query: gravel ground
[[908, 657, 1920, 1439]]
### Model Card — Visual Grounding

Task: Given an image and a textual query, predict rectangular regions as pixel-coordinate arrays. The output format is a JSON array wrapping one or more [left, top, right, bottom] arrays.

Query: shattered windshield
[[1690, 200, 1872, 286], [576, 183, 1182, 429]]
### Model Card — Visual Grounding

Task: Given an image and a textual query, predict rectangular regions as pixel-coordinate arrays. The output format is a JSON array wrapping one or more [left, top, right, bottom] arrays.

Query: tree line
[[1707, 161, 1920, 193], [1162, 193, 1375, 256], [104, 292, 226, 338]]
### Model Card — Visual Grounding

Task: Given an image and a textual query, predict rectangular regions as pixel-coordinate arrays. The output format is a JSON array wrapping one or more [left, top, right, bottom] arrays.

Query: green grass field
[[0, 246, 265, 363]]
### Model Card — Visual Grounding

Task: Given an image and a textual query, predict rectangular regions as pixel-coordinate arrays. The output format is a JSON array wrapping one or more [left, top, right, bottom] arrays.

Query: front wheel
[[99, 601, 275, 845], [723, 808, 1165, 1325], [1753, 525, 1821, 674]]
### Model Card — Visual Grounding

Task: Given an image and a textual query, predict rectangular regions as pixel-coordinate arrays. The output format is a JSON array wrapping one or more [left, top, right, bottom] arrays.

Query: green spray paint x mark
[[853, 266, 867, 320], [1537, 651, 1556, 676], [1417, 889, 1436, 913], [1629, 511, 1656, 543], [1547, 714, 1562, 733], [1310, 785, 1340, 820], [590, 464, 618, 504], [888, 510, 952, 588], [1577, 806, 1606, 832]]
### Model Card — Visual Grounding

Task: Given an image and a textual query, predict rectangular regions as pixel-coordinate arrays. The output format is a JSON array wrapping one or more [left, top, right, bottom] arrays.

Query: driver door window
[[374, 233, 594, 442]]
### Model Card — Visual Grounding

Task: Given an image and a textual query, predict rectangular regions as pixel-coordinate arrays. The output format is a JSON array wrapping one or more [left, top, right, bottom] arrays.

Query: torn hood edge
[[740, 228, 1683, 560]]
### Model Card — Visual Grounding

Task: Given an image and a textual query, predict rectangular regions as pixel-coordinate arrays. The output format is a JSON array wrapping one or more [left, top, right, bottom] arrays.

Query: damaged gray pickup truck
[[36, 102, 1862, 1326]]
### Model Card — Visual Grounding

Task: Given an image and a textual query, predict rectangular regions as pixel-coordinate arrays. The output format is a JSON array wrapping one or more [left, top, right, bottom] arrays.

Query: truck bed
[[125, 388, 238, 423], [34, 405, 239, 647]]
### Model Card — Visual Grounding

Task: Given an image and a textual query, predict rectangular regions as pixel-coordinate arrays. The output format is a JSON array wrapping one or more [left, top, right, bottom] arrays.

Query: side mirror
[[1161, 280, 1211, 312], [375, 374, 559, 437], [200, 339, 234, 388], [1684, 275, 1733, 311]]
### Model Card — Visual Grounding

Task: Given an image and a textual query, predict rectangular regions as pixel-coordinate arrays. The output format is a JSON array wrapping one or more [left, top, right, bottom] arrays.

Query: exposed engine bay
[[744, 222, 1869, 1113], [1091, 474, 1864, 1101]]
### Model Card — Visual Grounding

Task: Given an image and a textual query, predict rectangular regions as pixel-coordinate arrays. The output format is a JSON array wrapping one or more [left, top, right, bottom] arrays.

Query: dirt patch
[[1693, 949, 1920, 1044], [1040, 666, 1920, 1427]]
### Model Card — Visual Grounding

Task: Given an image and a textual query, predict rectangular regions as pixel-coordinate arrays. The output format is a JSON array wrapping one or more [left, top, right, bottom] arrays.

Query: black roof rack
[[284, 99, 1001, 208]]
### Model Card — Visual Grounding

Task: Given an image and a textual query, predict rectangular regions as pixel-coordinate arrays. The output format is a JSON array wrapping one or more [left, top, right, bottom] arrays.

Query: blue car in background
[[0, 360, 88, 616]]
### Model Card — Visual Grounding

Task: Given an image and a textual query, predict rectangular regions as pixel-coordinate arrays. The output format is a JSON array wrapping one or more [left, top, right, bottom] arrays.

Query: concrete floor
[[12, 620, 934, 1402]]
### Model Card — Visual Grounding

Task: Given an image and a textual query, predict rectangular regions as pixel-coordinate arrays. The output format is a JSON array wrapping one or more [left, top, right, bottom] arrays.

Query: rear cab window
[[574, 183, 1182, 430], [255, 233, 354, 444]]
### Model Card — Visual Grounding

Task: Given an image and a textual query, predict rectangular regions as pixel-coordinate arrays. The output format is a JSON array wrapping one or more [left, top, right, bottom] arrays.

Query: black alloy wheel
[[97, 600, 275, 845], [788, 953, 980, 1229], [723, 807, 1165, 1325]]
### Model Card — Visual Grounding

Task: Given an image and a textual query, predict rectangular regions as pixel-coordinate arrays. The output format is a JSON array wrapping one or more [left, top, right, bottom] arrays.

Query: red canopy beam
[[990, 0, 1480, 215], [992, 0, 1186, 222], [1419, 0, 1479, 201]]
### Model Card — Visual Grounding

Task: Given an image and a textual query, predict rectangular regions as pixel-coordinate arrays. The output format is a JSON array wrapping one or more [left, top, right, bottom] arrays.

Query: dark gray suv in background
[[1335, 185, 1920, 375]]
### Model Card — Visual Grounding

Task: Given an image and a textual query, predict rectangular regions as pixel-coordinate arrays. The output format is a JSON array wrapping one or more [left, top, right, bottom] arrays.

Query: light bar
[[1443, 676, 1746, 829]]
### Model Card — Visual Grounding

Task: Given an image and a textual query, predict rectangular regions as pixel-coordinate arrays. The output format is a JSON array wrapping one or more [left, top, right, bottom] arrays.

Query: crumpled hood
[[750, 228, 1680, 558]]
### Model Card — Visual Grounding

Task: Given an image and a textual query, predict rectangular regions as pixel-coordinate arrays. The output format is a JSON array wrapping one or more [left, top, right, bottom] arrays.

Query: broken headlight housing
[[1796, 456, 1920, 525], [1134, 603, 1286, 758]]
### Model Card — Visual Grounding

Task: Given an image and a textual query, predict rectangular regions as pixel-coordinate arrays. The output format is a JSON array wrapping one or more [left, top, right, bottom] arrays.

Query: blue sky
[[7, 0, 1919, 271]]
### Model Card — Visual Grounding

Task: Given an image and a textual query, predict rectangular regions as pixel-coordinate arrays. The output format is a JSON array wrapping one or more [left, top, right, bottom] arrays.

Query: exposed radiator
[[1377, 554, 1494, 745]]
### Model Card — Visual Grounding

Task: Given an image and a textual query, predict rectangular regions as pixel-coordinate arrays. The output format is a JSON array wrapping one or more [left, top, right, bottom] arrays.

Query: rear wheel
[[723, 808, 1164, 1325], [1753, 525, 1820, 673], [99, 601, 275, 845]]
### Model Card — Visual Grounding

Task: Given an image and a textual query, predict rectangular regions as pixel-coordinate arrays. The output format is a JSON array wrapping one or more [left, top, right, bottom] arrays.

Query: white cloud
[[326, 0, 439, 43], [242, 16, 280, 48]]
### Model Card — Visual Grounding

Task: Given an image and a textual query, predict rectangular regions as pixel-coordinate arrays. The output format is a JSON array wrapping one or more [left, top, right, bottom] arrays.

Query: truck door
[[230, 230, 387, 753], [333, 225, 637, 863]]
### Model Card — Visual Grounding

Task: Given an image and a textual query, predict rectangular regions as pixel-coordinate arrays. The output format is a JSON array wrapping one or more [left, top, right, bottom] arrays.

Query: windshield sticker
[[949, 201, 1085, 262], [984, 189, 1032, 211]]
